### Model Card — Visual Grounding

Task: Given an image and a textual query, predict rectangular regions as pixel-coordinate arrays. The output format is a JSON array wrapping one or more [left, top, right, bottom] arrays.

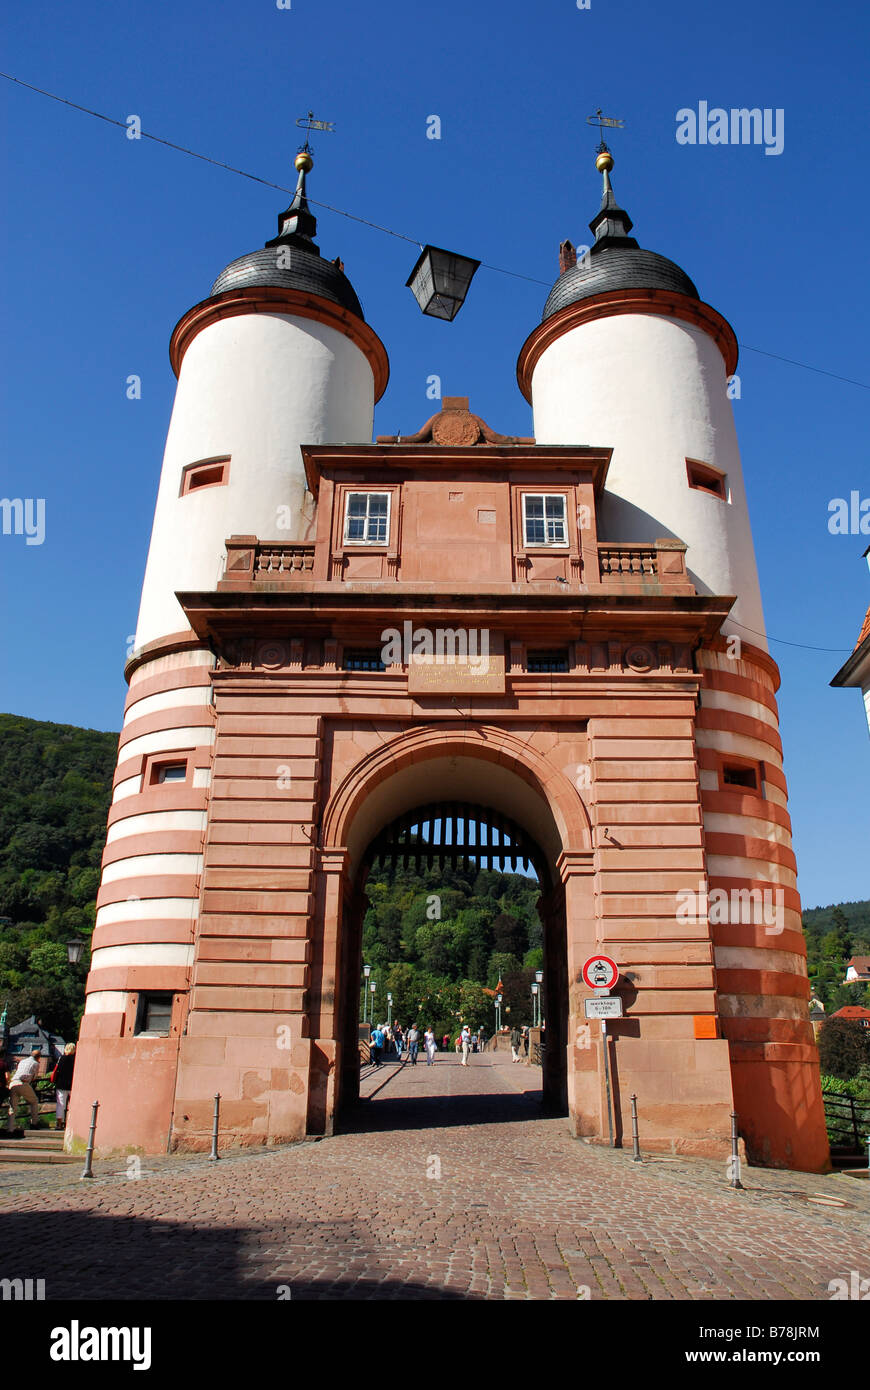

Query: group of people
[[368, 1021, 489, 1068], [0, 1042, 76, 1136]]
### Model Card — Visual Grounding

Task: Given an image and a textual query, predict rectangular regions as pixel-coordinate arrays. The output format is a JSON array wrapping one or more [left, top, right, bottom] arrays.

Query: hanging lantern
[[406, 245, 481, 320]]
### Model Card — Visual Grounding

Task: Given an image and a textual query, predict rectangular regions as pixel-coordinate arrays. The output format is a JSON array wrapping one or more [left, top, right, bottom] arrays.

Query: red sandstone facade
[[68, 399, 829, 1171]]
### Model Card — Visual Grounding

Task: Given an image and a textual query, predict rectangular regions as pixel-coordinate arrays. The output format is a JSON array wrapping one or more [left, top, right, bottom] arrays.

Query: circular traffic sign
[[582, 955, 619, 990]]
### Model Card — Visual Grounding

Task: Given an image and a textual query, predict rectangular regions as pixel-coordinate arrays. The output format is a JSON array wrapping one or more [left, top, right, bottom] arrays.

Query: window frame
[[521, 492, 569, 548], [179, 457, 230, 496], [686, 459, 728, 501], [142, 752, 193, 789], [718, 754, 764, 796], [134, 992, 175, 1038], [343, 491, 392, 546]]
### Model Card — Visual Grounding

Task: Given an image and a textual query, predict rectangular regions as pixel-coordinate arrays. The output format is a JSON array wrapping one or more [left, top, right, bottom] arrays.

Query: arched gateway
[[319, 728, 589, 1126], [67, 149, 829, 1172]]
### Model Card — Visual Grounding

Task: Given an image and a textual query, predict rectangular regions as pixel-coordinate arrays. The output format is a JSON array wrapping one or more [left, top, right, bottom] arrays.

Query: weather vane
[[586, 108, 625, 154], [295, 110, 336, 155]]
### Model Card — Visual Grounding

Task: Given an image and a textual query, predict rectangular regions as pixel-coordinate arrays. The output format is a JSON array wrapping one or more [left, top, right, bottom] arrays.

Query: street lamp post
[[66, 939, 86, 966], [535, 970, 543, 1027], [495, 992, 503, 1032], [370, 981, 377, 1022], [531, 982, 539, 1027], [387, 992, 393, 1027], [362, 963, 371, 1023]]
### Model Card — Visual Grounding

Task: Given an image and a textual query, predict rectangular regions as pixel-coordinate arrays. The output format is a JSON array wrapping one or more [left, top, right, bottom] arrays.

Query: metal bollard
[[80, 1100, 99, 1181], [209, 1093, 221, 1161], [630, 1093, 641, 1162], [729, 1110, 744, 1189]]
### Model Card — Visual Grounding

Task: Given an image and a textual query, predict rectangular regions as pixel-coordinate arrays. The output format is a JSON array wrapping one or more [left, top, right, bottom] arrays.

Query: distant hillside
[[801, 899, 870, 1012], [0, 713, 117, 1036]]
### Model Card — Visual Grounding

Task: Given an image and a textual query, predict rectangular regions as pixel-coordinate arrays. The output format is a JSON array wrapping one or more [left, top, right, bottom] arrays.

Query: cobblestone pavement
[[1, 1053, 868, 1300]]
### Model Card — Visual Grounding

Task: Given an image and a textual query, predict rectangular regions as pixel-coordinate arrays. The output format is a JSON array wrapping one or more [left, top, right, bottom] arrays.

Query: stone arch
[[321, 722, 593, 880]]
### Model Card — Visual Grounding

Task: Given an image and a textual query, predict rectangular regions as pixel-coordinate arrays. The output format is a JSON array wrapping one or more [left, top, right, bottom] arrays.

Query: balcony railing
[[220, 536, 315, 588], [597, 539, 691, 591]]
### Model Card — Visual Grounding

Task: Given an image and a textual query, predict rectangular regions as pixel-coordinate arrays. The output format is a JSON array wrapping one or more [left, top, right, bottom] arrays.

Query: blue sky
[[1, 0, 867, 909]]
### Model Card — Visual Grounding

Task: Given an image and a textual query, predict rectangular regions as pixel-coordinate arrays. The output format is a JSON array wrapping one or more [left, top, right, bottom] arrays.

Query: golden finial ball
[[596, 150, 614, 172], [295, 150, 314, 173]]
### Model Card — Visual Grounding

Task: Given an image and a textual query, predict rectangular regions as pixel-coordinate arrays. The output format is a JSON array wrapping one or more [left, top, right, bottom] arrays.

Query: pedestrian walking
[[522, 1025, 530, 1057], [478, 1028, 487, 1053], [460, 1024, 472, 1066], [425, 1028, 437, 1065], [510, 1025, 522, 1063], [407, 1024, 420, 1065], [392, 1021, 404, 1060], [370, 1026, 384, 1066], [0, 1052, 23, 1138], [51, 1043, 76, 1129], [442, 1033, 450, 1051], [6, 1047, 43, 1131]]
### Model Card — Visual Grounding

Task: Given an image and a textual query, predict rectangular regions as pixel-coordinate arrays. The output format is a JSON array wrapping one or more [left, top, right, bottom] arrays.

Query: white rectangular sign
[[584, 997, 624, 1019]]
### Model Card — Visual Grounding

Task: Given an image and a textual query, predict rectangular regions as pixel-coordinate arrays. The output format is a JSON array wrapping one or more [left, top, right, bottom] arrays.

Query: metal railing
[[823, 1092, 870, 1153]]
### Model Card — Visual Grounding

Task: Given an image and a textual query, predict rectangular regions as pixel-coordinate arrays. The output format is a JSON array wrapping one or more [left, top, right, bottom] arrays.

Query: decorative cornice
[[516, 288, 739, 401], [169, 286, 390, 401]]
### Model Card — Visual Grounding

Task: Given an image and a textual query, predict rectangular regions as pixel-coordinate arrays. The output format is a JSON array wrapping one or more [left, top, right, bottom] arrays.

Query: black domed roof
[[210, 245, 364, 318], [543, 247, 697, 319], [209, 156, 365, 321], [542, 160, 698, 323]]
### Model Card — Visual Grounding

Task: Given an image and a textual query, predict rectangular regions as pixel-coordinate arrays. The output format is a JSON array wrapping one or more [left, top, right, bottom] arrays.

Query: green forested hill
[[0, 713, 117, 1035], [361, 857, 543, 1036], [802, 900, 870, 1011], [0, 713, 867, 1039]]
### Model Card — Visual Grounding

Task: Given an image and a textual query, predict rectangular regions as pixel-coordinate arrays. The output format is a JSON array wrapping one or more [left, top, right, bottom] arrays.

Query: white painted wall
[[530, 313, 767, 646], [136, 311, 376, 647]]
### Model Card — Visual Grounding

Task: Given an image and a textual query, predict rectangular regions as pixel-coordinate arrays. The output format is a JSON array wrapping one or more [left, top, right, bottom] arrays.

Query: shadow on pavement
[[0, 1209, 476, 1300]]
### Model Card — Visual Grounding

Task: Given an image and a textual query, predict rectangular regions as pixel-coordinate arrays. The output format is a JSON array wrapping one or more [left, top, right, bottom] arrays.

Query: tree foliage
[[0, 714, 116, 1036], [361, 857, 542, 1038]]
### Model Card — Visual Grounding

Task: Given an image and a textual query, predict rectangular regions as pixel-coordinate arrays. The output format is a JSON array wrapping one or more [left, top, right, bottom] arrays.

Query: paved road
[[1, 1053, 867, 1300]]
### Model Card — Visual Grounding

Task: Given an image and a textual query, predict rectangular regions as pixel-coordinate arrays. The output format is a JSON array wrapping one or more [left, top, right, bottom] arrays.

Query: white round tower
[[517, 150, 764, 647], [135, 151, 388, 649], [68, 153, 388, 1155]]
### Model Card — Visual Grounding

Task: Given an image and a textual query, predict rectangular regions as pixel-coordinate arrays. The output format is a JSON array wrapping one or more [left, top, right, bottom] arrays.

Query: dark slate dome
[[542, 154, 698, 323], [209, 151, 365, 321], [210, 245, 364, 319], [543, 246, 698, 320]]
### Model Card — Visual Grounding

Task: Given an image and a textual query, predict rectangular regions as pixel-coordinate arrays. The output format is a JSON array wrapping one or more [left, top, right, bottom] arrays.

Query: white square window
[[344, 492, 390, 545], [522, 494, 567, 547]]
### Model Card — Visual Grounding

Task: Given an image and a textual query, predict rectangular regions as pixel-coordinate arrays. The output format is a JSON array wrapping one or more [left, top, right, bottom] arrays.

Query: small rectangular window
[[180, 458, 230, 495], [523, 494, 567, 546], [687, 459, 727, 500], [344, 492, 390, 544], [135, 993, 173, 1036], [343, 647, 387, 671], [527, 649, 570, 673], [146, 755, 190, 787], [722, 762, 761, 792]]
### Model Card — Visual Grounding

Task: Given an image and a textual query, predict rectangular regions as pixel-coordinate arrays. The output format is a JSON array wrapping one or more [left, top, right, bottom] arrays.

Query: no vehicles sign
[[581, 955, 618, 990]]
